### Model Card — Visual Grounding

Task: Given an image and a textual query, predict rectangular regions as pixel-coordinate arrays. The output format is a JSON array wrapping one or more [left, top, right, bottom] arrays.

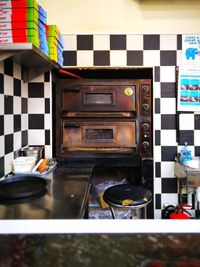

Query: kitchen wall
[[0, 60, 52, 177], [1, 33, 199, 218], [38, 0, 200, 34]]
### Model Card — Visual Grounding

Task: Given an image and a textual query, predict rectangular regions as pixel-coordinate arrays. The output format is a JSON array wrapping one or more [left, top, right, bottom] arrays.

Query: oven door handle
[[63, 87, 80, 92], [64, 123, 80, 128]]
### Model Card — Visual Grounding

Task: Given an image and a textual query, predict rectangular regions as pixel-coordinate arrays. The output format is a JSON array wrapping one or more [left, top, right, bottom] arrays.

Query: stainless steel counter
[[0, 163, 93, 219], [175, 161, 200, 187]]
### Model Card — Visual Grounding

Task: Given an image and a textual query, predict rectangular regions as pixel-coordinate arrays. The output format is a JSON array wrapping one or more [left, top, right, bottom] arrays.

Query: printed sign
[[182, 35, 200, 66], [177, 67, 200, 111]]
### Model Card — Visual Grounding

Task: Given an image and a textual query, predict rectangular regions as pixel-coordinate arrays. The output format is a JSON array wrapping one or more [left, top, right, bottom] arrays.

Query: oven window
[[84, 128, 114, 142], [84, 93, 113, 105]]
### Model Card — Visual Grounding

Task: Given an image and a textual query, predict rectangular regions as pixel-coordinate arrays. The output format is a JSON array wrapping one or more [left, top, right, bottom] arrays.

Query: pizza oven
[[55, 77, 152, 159]]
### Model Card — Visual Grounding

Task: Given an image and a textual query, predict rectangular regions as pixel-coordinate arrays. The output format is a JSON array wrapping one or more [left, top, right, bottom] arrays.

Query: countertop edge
[[0, 219, 200, 234]]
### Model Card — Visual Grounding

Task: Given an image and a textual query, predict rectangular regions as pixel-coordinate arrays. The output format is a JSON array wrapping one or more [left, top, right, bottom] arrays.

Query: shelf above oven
[[0, 43, 61, 82]]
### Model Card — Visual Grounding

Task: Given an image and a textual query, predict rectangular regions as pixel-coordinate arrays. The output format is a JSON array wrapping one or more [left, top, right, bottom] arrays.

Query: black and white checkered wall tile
[[63, 34, 182, 67], [0, 58, 52, 177], [26, 72, 52, 156]]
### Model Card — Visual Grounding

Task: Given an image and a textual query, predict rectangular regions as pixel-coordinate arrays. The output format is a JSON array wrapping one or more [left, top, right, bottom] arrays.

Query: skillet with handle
[[0, 176, 47, 202]]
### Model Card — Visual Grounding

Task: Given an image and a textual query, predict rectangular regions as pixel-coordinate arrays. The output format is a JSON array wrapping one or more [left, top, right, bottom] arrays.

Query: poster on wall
[[182, 35, 200, 65], [177, 67, 200, 111]]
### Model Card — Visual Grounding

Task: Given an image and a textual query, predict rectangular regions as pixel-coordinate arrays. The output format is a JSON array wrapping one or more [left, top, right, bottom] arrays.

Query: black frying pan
[[103, 184, 152, 206], [0, 176, 47, 202]]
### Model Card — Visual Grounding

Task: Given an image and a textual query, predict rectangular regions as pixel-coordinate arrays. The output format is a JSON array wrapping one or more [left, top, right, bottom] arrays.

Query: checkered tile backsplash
[[0, 34, 199, 218], [0, 59, 52, 176]]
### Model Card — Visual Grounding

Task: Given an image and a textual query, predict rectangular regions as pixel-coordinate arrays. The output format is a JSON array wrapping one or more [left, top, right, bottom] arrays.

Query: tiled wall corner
[[0, 59, 52, 178], [0, 60, 28, 176], [27, 72, 52, 159]]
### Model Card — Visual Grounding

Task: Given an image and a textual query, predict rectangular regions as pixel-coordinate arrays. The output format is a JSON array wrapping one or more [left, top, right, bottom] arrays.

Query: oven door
[[61, 80, 137, 115], [61, 119, 137, 153]]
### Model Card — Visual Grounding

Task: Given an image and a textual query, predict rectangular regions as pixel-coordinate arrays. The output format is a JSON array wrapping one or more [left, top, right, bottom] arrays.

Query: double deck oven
[[55, 78, 152, 160]]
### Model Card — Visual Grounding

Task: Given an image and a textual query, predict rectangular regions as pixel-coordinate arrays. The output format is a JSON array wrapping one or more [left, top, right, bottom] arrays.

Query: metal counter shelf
[[0, 163, 93, 220], [175, 161, 200, 188]]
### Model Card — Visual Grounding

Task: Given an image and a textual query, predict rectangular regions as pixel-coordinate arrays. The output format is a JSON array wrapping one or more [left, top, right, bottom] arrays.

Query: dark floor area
[[0, 234, 200, 267]]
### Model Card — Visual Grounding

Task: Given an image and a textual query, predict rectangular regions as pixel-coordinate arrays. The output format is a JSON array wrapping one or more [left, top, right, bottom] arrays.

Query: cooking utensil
[[0, 176, 47, 201], [12, 159, 57, 176], [24, 146, 44, 162], [31, 159, 43, 173], [103, 184, 152, 206]]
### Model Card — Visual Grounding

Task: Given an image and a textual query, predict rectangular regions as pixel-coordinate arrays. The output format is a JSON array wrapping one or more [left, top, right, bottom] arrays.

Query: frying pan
[[103, 184, 152, 207], [0, 176, 47, 202]]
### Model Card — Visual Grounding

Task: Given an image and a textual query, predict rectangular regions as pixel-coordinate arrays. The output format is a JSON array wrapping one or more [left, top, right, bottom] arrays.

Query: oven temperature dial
[[142, 85, 149, 93], [142, 103, 149, 112], [142, 123, 150, 131], [142, 141, 150, 151]]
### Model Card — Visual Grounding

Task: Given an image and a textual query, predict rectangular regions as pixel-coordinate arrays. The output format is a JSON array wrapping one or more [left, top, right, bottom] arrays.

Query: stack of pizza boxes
[[0, 0, 48, 56], [46, 24, 64, 66]]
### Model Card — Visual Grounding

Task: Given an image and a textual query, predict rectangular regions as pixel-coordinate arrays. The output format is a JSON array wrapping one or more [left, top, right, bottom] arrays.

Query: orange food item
[[37, 158, 48, 173]]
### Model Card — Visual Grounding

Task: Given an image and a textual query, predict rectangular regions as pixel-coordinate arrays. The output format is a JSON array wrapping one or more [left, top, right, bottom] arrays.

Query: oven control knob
[[142, 85, 149, 93], [142, 123, 150, 131], [142, 141, 150, 151], [142, 103, 149, 112]]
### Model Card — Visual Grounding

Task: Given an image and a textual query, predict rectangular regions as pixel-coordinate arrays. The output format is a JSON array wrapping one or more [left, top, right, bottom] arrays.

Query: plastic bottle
[[180, 142, 192, 162]]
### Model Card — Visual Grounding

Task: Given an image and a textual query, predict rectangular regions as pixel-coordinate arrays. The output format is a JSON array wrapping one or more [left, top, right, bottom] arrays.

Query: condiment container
[[13, 157, 36, 173], [24, 146, 43, 162]]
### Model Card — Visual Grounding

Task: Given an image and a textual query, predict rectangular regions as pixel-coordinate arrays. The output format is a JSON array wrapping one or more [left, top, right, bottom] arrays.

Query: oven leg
[[144, 207, 147, 219], [109, 206, 116, 219]]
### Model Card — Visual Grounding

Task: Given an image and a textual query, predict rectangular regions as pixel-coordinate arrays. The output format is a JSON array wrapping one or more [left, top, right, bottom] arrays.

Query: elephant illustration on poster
[[185, 48, 199, 60]]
